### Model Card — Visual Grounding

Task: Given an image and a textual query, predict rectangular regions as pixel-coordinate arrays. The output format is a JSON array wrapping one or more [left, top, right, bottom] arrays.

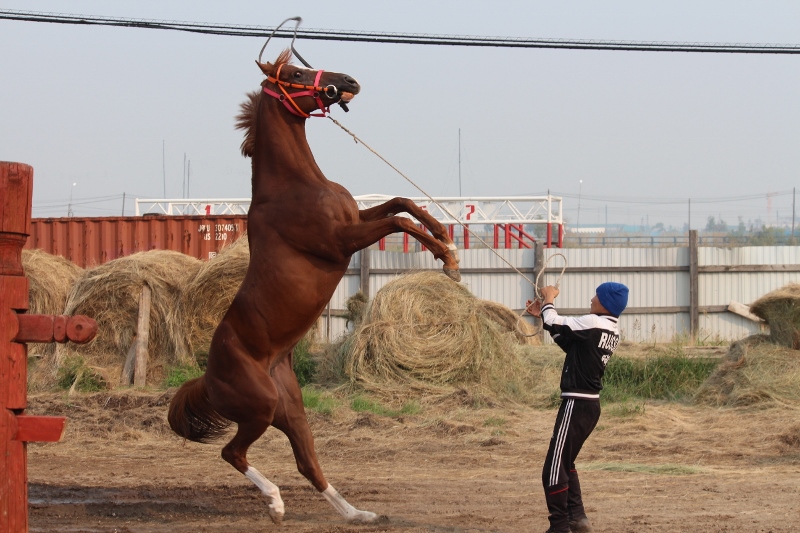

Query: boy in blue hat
[[526, 282, 629, 533]]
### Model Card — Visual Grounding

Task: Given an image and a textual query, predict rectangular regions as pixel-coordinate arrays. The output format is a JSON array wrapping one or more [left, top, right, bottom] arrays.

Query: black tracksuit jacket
[[540, 302, 620, 400]]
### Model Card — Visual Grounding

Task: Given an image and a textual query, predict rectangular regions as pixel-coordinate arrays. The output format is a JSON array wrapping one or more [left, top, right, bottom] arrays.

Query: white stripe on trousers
[[549, 398, 574, 487]]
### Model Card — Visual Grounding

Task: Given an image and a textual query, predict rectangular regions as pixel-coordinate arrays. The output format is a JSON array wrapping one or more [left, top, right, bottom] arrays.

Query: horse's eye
[[293, 71, 303, 79]]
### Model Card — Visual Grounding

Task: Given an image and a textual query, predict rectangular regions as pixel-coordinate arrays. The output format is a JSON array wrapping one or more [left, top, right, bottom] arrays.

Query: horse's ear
[[256, 61, 275, 77]]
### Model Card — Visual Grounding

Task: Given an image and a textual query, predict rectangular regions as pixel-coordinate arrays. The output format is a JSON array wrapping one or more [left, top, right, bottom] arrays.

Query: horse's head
[[257, 50, 360, 119]]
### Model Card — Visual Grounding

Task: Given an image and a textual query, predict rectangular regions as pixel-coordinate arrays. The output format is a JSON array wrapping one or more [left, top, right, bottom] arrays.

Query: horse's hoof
[[348, 510, 382, 523], [443, 267, 461, 282], [447, 243, 460, 264], [268, 509, 284, 525]]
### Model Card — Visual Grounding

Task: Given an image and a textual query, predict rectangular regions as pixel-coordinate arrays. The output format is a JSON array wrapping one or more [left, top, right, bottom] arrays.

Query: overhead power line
[[2, 10, 800, 54]]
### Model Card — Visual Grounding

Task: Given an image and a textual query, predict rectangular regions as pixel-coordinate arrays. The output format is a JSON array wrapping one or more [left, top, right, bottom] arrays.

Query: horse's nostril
[[345, 76, 358, 85]]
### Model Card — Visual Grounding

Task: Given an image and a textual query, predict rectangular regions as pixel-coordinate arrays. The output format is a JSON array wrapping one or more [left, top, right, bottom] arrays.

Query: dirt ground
[[24, 383, 800, 533]]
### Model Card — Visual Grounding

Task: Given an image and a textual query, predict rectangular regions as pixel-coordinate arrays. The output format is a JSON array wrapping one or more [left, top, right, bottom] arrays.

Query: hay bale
[[749, 284, 800, 348], [23, 249, 83, 315], [22, 250, 84, 358], [477, 299, 540, 345], [695, 334, 800, 407], [342, 271, 535, 397], [55, 250, 203, 385], [179, 234, 250, 358]]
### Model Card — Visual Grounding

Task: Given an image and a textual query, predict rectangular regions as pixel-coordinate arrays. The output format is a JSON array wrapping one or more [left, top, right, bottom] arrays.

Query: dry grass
[[179, 234, 250, 358], [695, 334, 800, 407], [43, 250, 203, 389], [337, 271, 543, 401], [22, 249, 83, 357], [750, 283, 800, 348]]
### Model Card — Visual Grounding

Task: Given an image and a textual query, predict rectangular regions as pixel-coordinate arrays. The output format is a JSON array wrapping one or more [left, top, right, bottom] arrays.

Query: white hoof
[[268, 507, 285, 525], [348, 510, 379, 523]]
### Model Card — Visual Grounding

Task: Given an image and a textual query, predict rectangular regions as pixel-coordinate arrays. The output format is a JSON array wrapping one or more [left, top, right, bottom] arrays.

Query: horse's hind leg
[[272, 355, 380, 523], [221, 418, 286, 524], [209, 353, 286, 524]]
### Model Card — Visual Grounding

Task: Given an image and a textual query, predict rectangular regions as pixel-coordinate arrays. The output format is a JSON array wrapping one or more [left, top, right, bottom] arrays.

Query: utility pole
[[121, 192, 126, 216], [162, 140, 166, 198], [793, 187, 796, 239], [183, 153, 187, 198], [67, 182, 76, 217], [187, 160, 191, 197], [577, 179, 583, 229], [688, 198, 691, 233], [458, 129, 462, 196]]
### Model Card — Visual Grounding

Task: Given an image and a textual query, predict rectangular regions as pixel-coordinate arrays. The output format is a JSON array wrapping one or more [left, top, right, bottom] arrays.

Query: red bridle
[[263, 63, 338, 118]]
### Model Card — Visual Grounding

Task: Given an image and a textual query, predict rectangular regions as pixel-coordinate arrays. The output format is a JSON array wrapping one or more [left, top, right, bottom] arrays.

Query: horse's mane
[[235, 49, 293, 158]]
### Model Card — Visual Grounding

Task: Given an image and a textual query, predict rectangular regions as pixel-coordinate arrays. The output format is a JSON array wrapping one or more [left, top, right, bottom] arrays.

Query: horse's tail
[[168, 375, 231, 443]]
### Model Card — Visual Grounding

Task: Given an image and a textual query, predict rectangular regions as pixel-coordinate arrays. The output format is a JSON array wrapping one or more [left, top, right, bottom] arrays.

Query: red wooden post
[[493, 225, 499, 248], [546, 222, 552, 248], [403, 232, 409, 253], [1, 162, 97, 533], [378, 237, 385, 251], [558, 223, 564, 248]]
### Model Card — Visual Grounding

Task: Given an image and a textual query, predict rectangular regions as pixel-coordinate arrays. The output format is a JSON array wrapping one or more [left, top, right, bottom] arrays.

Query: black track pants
[[541, 398, 601, 531]]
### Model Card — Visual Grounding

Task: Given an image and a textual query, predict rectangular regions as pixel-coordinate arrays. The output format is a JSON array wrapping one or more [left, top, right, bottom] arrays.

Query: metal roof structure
[[135, 195, 563, 224]]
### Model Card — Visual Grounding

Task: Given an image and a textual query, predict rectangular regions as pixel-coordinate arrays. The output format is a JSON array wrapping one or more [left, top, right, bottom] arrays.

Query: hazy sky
[[1, 1, 798, 228]]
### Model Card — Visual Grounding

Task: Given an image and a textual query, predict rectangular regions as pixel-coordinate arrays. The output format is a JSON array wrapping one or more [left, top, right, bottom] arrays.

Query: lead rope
[[328, 117, 569, 337]]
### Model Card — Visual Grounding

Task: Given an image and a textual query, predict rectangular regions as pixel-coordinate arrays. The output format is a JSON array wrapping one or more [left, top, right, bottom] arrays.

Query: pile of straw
[[179, 234, 250, 358], [22, 250, 83, 357], [56, 250, 203, 384], [695, 334, 800, 407], [342, 271, 537, 397], [749, 283, 800, 348], [23, 249, 83, 315]]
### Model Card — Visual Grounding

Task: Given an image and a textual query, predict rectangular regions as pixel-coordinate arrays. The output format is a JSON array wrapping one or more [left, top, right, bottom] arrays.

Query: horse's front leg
[[337, 217, 461, 281], [358, 197, 460, 264], [271, 355, 381, 523]]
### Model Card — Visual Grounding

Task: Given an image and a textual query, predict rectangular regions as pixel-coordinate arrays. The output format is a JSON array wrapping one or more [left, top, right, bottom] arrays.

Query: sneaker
[[569, 516, 593, 533], [545, 528, 570, 533]]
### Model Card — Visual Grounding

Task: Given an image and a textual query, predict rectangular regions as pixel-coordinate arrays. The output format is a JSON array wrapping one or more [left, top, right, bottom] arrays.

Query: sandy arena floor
[[24, 388, 800, 533]]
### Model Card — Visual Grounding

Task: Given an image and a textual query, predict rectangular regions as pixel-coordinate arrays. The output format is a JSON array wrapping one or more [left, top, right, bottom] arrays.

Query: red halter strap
[[263, 64, 331, 118]]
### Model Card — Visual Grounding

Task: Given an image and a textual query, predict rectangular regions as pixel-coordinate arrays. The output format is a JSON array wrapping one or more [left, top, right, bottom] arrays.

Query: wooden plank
[[728, 301, 763, 322], [120, 335, 137, 386], [13, 415, 66, 443], [0, 408, 15, 532], [3, 278, 29, 410], [360, 248, 370, 299], [689, 230, 699, 340], [134, 285, 151, 387], [699, 264, 800, 273], [546, 265, 689, 273]]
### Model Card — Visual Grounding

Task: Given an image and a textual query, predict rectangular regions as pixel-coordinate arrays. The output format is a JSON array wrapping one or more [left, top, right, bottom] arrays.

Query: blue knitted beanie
[[596, 282, 629, 317]]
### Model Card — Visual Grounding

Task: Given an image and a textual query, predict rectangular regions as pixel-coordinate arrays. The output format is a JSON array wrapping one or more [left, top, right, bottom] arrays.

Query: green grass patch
[[164, 364, 205, 388], [483, 417, 507, 427], [56, 355, 107, 392], [606, 401, 646, 417], [583, 462, 701, 476], [350, 395, 420, 417], [602, 354, 719, 403], [293, 336, 316, 387], [302, 387, 339, 416]]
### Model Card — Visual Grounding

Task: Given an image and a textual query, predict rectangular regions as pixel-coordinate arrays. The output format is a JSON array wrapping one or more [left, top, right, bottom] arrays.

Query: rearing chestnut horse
[[168, 49, 460, 524]]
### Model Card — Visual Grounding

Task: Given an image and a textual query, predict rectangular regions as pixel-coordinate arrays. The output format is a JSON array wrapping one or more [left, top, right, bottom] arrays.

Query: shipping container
[[25, 215, 248, 267]]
